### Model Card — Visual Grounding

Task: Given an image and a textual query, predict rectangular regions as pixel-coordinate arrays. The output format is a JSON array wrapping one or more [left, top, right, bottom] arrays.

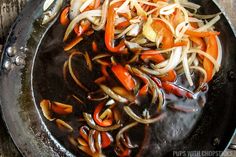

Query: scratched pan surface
[[0, 0, 235, 156]]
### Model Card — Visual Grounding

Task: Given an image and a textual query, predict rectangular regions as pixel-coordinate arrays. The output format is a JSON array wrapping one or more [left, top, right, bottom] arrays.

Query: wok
[[0, 0, 235, 156]]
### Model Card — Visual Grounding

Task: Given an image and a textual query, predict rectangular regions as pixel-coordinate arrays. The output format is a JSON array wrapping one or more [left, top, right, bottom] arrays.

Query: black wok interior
[[32, 0, 236, 156]]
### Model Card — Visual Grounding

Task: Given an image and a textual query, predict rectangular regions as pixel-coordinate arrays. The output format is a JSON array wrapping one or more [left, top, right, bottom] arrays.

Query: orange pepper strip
[[141, 50, 177, 82], [93, 102, 113, 127], [136, 75, 149, 96], [64, 37, 83, 51], [111, 64, 136, 91], [162, 82, 194, 99], [185, 30, 220, 37], [51, 102, 73, 115], [189, 36, 206, 51], [101, 132, 113, 148], [174, 41, 188, 47], [60, 6, 70, 26], [105, 1, 127, 54], [151, 20, 174, 49], [74, 20, 91, 37], [203, 35, 218, 82]]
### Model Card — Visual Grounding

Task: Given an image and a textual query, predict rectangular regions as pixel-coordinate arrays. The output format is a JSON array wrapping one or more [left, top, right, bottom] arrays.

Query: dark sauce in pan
[[33, 20, 207, 157]]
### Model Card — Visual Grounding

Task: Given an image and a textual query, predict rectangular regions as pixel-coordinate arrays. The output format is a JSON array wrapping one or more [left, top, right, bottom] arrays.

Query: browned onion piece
[[94, 131, 102, 153], [88, 129, 96, 153], [84, 52, 93, 71], [77, 137, 88, 146], [55, 119, 73, 132], [63, 61, 68, 81], [88, 90, 109, 101], [40, 99, 55, 121], [72, 94, 85, 104], [112, 86, 135, 102], [83, 113, 122, 132], [123, 106, 166, 124], [100, 85, 128, 103], [116, 122, 138, 152]]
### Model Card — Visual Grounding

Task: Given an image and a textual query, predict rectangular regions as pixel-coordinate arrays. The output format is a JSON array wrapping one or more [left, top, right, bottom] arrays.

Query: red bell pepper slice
[[101, 132, 113, 148], [111, 64, 135, 91], [105, 1, 127, 54], [162, 82, 194, 99], [151, 19, 174, 49], [93, 102, 113, 127]]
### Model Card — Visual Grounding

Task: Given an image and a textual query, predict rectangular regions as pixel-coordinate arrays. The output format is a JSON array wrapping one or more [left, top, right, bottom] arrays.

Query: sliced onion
[[196, 15, 221, 32], [124, 106, 166, 124], [115, 24, 136, 39], [190, 66, 207, 85], [180, 1, 201, 10], [154, 47, 182, 75], [42, 0, 63, 25], [92, 54, 111, 60], [70, 0, 83, 19], [43, 0, 55, 11], [191, 12, 221, 19], [188, 49, 220, 71], [80, 0, 94, 12], [93, 0, 110, 30], [159, 4, 177, 15], [64, 10, 102, 41], [127, 24, 141, 37], [68, 51, 89, 91], [116, 122, 138, 151], [83, 113, 121, 131], [143, 16, 156, 42], [100, 85, 128, 103]]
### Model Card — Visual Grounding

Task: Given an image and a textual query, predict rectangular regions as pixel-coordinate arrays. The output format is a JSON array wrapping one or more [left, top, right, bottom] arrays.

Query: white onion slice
[[64, 10, 102, 41], [196, 15, 221, 32]]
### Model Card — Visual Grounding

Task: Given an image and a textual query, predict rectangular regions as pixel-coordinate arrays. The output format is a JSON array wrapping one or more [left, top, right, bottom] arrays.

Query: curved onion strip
[[182, 39, 194, 86], [148, 77, 164, 111], [88, 129, 96, 153], [180, 1, 201, 10], [83, 113, 121, 132], [190, 66, 207, 85], [64, 10, 102, 41], [191, 12, 221, 20], [84, 52, 93, 71], [40, 99, 55, 121], [42, 0, 63, 25], [188, 49, 220, 71], [43, 0, 54, 11], [70, 0, 83, 19], [216, 36, 222, 66], [93, 0, 110, 30], [124, 106, 166, 124], [68, 51, 89, 91], [100, 85, 128, 103], [63, 61, 68, 81], [154, 47, 182, 75], [159, 4, 177, 15], [55, 119, 73, 132], [115, 24, 136, 39], [80, 0, 94, 12], [116, 122, 138, 151], [196, 15, 221, 32], [92, 54, 111, 60]]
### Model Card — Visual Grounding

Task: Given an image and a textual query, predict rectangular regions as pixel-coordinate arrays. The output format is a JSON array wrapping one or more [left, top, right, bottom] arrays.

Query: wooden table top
[[0, 0, 235, 156]]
